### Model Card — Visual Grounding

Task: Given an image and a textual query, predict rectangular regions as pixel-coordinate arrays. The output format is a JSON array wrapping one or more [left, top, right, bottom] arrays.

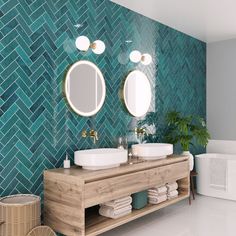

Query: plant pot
[[182, 151, 194, 171]]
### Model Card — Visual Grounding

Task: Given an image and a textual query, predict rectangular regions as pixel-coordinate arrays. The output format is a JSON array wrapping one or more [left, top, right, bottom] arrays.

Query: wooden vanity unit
[[44, 156, 189, 236]]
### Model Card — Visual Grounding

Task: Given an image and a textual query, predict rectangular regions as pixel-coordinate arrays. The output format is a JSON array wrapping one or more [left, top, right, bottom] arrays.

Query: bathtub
[[195, 153, 236, 201]]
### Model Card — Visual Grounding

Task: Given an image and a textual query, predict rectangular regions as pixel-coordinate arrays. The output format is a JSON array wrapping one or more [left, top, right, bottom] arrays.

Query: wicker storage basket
[[0, 194, 41, 236], [26, 226, 56, 236]]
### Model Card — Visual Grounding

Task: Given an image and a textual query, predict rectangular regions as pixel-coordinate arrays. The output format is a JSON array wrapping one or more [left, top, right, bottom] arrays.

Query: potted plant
[[165, 111, 210, 170]]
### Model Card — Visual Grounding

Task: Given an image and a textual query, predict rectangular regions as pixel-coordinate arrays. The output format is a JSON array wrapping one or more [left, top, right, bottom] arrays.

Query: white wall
[[207, 39, 236, 140]]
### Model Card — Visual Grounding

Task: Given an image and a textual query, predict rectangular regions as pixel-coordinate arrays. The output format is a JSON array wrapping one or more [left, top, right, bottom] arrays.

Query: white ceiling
[[111, 0, 236, 43]]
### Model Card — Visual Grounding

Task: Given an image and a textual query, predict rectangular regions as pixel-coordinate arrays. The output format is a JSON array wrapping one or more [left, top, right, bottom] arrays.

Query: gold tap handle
[[135, 127, 146, 135], [81, 130, 87, 138], [90, 130, 98, 144]]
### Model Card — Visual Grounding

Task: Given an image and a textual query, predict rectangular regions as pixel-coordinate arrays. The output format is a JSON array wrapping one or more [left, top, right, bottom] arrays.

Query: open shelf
[[85, 193, 188, 236]]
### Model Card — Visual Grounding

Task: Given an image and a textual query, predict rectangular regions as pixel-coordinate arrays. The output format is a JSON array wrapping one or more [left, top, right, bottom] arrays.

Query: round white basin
[[132, 143, 173, 160], [74, 148, 128, 170]]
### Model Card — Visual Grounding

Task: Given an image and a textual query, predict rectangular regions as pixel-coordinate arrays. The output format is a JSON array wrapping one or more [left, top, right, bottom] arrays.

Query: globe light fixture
[[129, 50, 142, 63], [75, 36, 106, 54]]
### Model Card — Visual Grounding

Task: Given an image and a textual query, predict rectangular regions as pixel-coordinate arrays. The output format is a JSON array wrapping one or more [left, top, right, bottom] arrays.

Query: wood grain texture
[[84, 161, 189, 208], [45, 156, 188, 182], [85, 194, 188, 236], [44, 173, 85, 236], [44, 156, 190, 236]]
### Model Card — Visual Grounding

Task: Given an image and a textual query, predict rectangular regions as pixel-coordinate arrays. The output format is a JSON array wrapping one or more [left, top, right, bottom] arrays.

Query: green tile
[[0, 1, 206, 225]]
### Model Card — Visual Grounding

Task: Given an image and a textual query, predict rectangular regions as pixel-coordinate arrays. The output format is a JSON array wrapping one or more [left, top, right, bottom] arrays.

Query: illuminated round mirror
[[65, 60, 106, 117], [123, 70, 151, 117]]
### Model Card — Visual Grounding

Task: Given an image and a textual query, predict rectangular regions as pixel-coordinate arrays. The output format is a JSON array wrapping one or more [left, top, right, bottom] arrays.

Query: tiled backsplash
[[0, 0, 206, 198]]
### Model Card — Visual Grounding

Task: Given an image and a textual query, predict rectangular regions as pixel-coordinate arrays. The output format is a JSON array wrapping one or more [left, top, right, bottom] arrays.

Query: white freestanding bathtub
[[195, 153, 236, 201]]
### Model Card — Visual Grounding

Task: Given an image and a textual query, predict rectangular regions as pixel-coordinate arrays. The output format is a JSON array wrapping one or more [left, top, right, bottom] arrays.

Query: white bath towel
[[148, 194, 167, 204], [166, 182, 178, 192], [148, 186, 167, 195], [101, 197, 132, 208], [210, 157, 227, 191], [100, 199, 132, 210], [99, 205, 132, 219], [167, 190, 178, 199], [102, 196, 132, 206], [99, 209, 132, 219], [148, 191, 167, 197]]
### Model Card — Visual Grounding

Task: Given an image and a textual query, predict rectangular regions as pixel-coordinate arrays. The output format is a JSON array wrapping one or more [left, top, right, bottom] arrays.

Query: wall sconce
[[75, 36, 105, 54], [129, 50, 152, 65]]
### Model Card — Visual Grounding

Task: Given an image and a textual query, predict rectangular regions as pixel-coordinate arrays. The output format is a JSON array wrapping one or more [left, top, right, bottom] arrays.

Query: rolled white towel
[[148, 185, 167, 195], [102, 196, 132, 207], [167, 190, 178, 199], [148, 194, 167, 204], [99, 205, 132, 219], [166, 182, 178, 192]]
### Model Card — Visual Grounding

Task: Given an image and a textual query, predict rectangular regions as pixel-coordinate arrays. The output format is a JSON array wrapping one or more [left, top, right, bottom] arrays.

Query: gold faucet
[[81, 130, 87, 138], [135, 127, 146, 136], [90, 129, 98, 144], [81, 129, 98, 144]]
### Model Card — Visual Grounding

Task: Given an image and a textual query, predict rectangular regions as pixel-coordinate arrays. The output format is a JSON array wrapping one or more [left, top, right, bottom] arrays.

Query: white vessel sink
[[74, 148, 128, 170], [132, 143, 173, 160]]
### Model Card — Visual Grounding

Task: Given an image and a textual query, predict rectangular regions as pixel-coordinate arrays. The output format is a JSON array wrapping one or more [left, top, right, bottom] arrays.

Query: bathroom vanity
[[44, 156, 189, 236]]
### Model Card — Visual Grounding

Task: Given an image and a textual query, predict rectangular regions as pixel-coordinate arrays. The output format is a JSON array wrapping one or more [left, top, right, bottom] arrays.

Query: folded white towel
[[148, 191, 167, 197], [168, 194, 178, 200], [148, 186, 167, 195], [166, 182, 178, 192], [167, 190, 178, 197], [148, 194, 167, 204], [100, 204, 132, 215], [167, 190, 178, 200], [102, 196, 132, 206], [100, 199, 132, 210], [99, 209, 132, 219], [99, 205, 132, 219]]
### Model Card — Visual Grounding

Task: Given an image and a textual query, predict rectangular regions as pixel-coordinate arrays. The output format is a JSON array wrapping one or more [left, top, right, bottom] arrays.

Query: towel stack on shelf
[[166, 182, 179, 200], [99, 196, 132, 219], [148, 185, 167, 204]]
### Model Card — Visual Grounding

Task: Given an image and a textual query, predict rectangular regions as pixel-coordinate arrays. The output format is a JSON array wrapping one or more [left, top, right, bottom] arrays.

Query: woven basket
[[26, 226, 56, 236], [0, 194, 41, 236]]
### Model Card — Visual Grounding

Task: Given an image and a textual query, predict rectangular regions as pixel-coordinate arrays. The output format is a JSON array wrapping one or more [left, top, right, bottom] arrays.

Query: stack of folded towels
[[148, 185, 167, 204], [166, 182, 179, 200], [99, 196, 132, 219]]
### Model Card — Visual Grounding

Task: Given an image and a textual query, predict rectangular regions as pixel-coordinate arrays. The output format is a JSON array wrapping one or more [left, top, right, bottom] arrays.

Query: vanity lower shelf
[[44, 155, 189, 236], [85, 193, 188, 236]]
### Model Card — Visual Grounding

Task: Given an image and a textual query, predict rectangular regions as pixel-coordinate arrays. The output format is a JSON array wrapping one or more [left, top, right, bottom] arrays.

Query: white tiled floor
[[102, 195, 236, 236]]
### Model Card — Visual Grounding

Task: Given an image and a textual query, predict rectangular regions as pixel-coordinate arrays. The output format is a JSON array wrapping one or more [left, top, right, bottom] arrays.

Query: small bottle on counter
[[64, 153, 70, 169], [117, 137, 124, 149]]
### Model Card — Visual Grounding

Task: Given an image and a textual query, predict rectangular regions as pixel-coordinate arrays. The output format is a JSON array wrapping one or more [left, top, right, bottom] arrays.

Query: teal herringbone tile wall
[[0, 0, 206, 199]]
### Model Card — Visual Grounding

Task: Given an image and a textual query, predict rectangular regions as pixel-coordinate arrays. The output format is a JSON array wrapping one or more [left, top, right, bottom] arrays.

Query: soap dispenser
[[117, 137, 124, 149], [64, 153, 70, 169]]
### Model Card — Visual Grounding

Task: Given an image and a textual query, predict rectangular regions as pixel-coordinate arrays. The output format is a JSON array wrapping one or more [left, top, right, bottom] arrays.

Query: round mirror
[[64, 60, 106, 117], [123, 70, 151, 117]]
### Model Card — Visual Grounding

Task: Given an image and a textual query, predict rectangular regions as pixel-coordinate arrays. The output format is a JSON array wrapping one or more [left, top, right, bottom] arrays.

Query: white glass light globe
[[141, 53, 152, 65], [92, 40, 106, 54], [129, 50, 142, 63], [75, 36, 90, 51]]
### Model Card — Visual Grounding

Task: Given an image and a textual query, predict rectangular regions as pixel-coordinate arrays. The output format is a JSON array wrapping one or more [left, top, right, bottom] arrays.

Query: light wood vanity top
[[45, 155, 188, 182]]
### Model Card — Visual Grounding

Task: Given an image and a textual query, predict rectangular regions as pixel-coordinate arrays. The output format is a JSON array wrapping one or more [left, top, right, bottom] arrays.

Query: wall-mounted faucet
[[82, 129, 99, 144], [135, 127, 146, 143], [135, 127, 146, 136]]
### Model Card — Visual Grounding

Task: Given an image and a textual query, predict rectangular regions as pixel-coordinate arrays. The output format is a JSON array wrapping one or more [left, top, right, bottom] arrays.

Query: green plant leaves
[[164, 111, 210, 151]]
